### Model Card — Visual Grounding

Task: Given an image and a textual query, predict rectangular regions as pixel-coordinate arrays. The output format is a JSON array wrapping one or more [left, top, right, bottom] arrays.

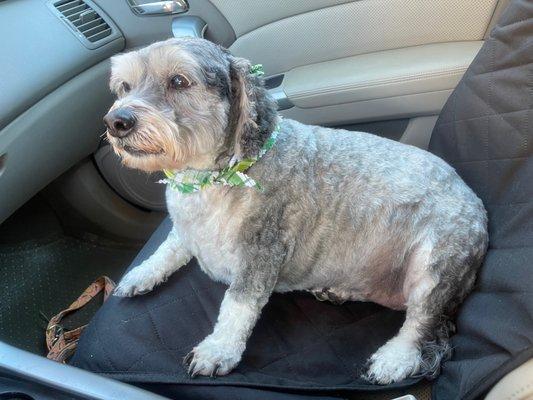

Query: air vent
[[48, 0, 121, 49]]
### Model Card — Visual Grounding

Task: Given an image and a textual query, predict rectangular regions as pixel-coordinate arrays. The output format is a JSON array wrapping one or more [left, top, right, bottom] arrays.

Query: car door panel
[[0, 0, 124, 131], [0, 61, 113, 224], [224, 0, 498, 75], [214, 0, 504, 145], [282, 41, 482, 109], [281, 89, 449, 127]]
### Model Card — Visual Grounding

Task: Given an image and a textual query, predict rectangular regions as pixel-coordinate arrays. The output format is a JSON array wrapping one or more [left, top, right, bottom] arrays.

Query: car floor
[[0, 195, 141, 355]]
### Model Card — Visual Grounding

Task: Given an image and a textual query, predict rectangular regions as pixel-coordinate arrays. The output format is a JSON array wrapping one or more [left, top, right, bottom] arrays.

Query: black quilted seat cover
[[72, 1, 532, 399], [430, 1, 533, 399], [71, 221, 420, 395]]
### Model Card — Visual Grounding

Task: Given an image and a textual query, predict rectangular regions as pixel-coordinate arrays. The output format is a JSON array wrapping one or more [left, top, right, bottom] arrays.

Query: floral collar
[[160, 122, 280, 194]]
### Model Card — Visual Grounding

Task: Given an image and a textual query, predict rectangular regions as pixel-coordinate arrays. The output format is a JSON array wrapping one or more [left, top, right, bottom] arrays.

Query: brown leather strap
[[46, 276, 115, 363]]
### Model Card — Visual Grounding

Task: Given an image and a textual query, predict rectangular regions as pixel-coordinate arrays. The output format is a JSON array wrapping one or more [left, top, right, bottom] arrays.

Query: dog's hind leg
[[364, 293, 440, 384], [363, 237, 483, 384], [114, 228, 191, 297]]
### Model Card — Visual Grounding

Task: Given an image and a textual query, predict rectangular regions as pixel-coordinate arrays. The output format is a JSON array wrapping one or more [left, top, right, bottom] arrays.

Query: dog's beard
[[108, 107, 180, 172], [107, 104, 225, 173]]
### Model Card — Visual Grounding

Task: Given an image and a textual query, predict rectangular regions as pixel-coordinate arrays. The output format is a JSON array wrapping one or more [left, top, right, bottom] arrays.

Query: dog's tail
[[413, 317, 455, 380]]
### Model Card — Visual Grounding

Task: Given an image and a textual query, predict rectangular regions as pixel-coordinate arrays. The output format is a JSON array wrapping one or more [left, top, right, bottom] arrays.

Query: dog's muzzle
[[104, 108, 136, 138]]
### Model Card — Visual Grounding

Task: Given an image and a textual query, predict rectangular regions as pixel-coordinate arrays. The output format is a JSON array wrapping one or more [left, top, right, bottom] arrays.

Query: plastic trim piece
[[270, 85, 294, 111], [399, 115, 439, 149], [46, 0, 123, 49], [0, 342, 168, 400], [172, 15, 207, 38], [51, 159, 165, 240], [0, 154, 5, 178], [128, 0, 189, 16], [0, 60, 115, 225]]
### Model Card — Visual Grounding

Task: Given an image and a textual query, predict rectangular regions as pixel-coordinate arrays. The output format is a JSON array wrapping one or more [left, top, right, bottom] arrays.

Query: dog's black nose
[[104, 108, 136, 138]]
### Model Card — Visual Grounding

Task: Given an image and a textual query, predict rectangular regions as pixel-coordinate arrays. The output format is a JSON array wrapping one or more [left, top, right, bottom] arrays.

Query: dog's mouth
[[106, 132, 163, 157], [122, 144, 162, 157]]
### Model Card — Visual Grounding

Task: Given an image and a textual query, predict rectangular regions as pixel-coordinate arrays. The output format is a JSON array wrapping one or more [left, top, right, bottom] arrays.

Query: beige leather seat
[[485, 359, 533, 400]]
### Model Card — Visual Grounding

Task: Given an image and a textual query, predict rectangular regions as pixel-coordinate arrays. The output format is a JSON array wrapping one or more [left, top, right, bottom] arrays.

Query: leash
[[45, 276, 115, 363]]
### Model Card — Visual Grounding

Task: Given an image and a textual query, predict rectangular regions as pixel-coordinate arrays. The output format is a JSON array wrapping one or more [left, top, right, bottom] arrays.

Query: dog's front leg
[[185, 258, 279, 377], [114, 228, 191, 297]]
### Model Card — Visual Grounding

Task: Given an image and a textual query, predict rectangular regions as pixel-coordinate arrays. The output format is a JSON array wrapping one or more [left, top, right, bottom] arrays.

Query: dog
[[104, 37, 488, 384]]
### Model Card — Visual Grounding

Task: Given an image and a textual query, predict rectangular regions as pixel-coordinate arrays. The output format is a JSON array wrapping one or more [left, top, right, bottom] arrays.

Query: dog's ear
[[227, 56, 277, 159]]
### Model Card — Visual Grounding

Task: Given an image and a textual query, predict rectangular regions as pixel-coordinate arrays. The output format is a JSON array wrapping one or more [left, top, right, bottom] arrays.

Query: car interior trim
[[0, 0, 124, 131], [226, 0, 497, 75], [281, 89, 454, 127], [0, 61, 115, 225], [0, 342, 167, 400], [283, 41, 483, 109], [127, 0, 189, 16], [172, 15, 207, 38]]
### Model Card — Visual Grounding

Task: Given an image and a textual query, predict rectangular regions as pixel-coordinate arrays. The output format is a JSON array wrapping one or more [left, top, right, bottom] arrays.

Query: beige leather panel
[[280, 89, 454, 126], [485, 358, 533, 400], [283, 41, 482, 108], [399, 116, 439, 149], [209, 0, 355, 36], [228, 0, 497, 75]]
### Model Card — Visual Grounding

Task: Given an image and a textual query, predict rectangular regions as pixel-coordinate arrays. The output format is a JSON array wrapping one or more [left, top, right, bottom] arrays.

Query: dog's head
[[103, 38, 277, 172]]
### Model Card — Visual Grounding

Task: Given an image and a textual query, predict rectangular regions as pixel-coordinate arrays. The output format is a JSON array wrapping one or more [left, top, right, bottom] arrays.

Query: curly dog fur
[[105, 38, 488, 384]]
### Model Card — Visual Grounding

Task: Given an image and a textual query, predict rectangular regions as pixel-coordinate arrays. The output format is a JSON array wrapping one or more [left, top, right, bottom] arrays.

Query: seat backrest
[[429, 1, 533, 398]]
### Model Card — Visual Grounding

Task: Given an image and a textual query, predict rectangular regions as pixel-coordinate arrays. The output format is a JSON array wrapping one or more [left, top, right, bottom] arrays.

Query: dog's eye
[[121, 82, 131, 93], [170, 74, 191, 89]]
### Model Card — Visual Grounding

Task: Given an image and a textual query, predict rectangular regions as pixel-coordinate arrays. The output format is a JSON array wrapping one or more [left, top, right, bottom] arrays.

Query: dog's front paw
[[183, 336, 243, 378], [362, 339, 421, 384], [114, 264, 161, 297]]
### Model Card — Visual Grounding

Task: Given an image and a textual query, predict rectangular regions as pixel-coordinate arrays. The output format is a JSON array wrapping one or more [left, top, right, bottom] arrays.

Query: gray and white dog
[[104, 37, 488, 384]]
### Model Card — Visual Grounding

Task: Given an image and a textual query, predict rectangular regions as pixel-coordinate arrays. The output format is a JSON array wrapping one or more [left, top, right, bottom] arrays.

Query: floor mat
[[0, 196, 140, 354]]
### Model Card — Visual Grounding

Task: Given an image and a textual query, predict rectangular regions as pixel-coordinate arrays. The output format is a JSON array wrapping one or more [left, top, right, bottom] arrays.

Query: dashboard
[[0, 0, 232, 224]]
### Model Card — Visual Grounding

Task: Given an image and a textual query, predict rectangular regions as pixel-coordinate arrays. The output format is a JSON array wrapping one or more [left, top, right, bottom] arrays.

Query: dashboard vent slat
[[83, 23, 109, 40], [77, 17, 105, 31], [63, 4, 89, 18], [88, 28, 113, 43], [56, 0, 82, 12], [52, 0, 113, 45]]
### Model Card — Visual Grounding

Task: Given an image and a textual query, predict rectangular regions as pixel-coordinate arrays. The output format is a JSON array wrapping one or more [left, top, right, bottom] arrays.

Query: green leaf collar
[[249, 64, 265, 77], [160, 122, 280, 194]]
